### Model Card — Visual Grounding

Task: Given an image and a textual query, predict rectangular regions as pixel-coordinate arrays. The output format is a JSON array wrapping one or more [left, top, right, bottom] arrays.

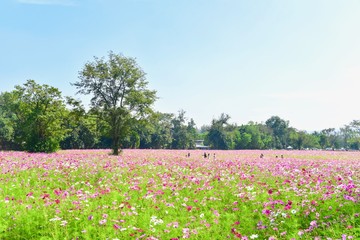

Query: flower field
[[0, 150, 359, 240]]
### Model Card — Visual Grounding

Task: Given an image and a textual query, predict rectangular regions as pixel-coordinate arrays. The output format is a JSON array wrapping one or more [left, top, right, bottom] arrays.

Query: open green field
[[0, 150, 359, 239]]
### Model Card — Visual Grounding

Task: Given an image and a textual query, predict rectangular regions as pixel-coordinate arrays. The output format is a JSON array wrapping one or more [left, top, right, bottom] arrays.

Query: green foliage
[[150, 112, 173, 149], [133, 112, 173, 149], [237, 123, 272, 149], [73, 51, 157, 155], [0, 116, 13, 143], [313, 128, 342, 149], [171, 110, 196, 149], [60, 98, 99, 149], [206, 113, 233, 150], [0, 80, 67, 153], [266, 116, 289, 149], [0, 94, 20, 150], [0, 92, 20, 150], [341, 120, 360, 150]]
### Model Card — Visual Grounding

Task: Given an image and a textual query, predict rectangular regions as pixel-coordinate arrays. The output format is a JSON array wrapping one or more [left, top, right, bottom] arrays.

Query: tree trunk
[[110, 110, 119, 155], [112, 135, 120, 155], [112, 146, 119, 155]]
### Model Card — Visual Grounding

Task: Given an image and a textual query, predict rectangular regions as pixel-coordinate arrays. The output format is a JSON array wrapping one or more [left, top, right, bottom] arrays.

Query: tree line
[[1, 52, 359, 154], [202, 114, 360, 151]]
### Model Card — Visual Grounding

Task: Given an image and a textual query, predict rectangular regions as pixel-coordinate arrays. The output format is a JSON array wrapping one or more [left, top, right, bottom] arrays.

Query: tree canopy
[[0, 80, 67, 152], [73, 51, 157, 155]]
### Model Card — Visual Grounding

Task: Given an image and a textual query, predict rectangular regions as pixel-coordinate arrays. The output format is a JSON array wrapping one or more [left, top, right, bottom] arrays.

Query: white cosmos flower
[[49, 216, 62, 221]]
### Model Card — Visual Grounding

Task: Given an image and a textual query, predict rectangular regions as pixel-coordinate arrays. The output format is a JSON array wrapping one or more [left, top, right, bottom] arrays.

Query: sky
[[0, 0, 359, 132]]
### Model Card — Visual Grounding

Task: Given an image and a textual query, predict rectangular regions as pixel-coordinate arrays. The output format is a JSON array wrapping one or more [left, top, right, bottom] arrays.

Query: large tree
[[206, 113, 232, 149], [2, 80, 67, 152], [265, 116, 289, 149], [171, 110, 196, 149], [73, 51, 157, 155]]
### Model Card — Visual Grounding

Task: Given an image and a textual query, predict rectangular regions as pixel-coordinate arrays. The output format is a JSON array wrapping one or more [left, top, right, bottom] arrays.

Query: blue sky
[[1, 0, 359, 131]]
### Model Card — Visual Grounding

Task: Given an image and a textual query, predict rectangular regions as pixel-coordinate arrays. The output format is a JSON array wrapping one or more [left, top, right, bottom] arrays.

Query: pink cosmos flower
[[173, 222, 179, 228], [284, 204, 292, 210], [257, 221, 267, 229], [310, 220, 317, 227], [344, 195, 356, 202], [54, 189, 61, 196], [182, 228, 190, 239], [231, 228, 242, 238], [41, 193, 50, 199], [61, 191, 69, 198], [130, 185, 141, 190], [26, 192, 33, 197], [262, 209, 271, 216]]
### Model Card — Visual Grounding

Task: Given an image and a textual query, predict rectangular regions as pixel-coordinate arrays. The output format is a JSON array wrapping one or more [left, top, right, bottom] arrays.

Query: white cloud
[[17, 0, 77, 6]]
